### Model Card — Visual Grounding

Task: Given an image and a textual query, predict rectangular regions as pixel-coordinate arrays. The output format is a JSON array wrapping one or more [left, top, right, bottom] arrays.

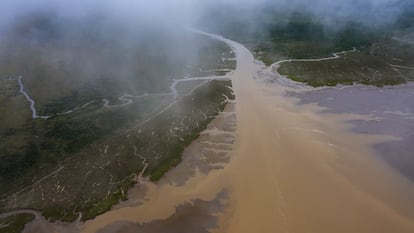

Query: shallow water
[[289, 83, 414, 182], [77, 31, 414, 233]]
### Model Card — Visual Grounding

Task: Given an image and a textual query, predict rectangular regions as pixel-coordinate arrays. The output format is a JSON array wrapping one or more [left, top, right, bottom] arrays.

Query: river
[[20, 30, 414, 233]]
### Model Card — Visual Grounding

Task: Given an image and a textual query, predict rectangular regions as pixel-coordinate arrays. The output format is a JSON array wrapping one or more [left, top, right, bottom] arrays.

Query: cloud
[[0, 0, 411, 37], [0, 0, 202, 31]]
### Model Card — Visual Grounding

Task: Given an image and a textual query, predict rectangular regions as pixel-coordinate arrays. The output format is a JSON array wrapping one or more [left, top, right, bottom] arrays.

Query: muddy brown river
[[20, 31, 414, 233]]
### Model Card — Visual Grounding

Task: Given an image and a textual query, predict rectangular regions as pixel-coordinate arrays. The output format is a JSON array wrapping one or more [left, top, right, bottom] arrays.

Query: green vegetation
[[253, 19, 389, 66], [1, 78, 234, 226], [199, 7, 390, 65], [278, 40, 414, 87], [0, 214, 35, 233], [0, 13, 235, 196], [0, 11, 236, 230], [199, 3, 414, 87], [147, 80, 232, 181], [81, 178, 135, 221]]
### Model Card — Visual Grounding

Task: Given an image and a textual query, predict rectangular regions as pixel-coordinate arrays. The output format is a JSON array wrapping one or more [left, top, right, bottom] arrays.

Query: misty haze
[[0, 1, 414, 233]]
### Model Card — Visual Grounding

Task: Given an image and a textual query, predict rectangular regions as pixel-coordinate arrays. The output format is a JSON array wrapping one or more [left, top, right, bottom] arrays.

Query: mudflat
[[77, 32, 414, 233], [289, 83, 414, 183]]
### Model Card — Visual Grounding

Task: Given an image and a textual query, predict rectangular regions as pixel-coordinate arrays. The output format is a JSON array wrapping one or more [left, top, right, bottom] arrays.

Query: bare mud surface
[[159, 103, 236, 187], [17, 31, 414, 233], [96, 191, 229, 233], [22, 211, 81, 233], [288, 83, 414, 182], [77, 31, 414, 233]]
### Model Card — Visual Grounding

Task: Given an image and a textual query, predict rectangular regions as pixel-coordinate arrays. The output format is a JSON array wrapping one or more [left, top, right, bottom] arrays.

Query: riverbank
[[275, 39, 414, 87], [77, 31, 414, 233]]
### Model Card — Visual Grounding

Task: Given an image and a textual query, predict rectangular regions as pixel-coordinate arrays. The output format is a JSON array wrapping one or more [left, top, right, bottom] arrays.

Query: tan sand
[[80, 32, 414, 233]]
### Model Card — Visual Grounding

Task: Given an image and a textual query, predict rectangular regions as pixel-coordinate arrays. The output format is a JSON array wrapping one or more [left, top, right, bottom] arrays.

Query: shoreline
[[1, 79, 235, 233], [80, 30, 414, 233], [2, 58, 235, 232], [5, 30, 414, 233]]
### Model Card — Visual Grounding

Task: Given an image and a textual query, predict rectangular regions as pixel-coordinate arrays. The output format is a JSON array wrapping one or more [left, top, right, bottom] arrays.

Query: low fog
[[0, 0, 412, 86], [0, 0, 412, 33]]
